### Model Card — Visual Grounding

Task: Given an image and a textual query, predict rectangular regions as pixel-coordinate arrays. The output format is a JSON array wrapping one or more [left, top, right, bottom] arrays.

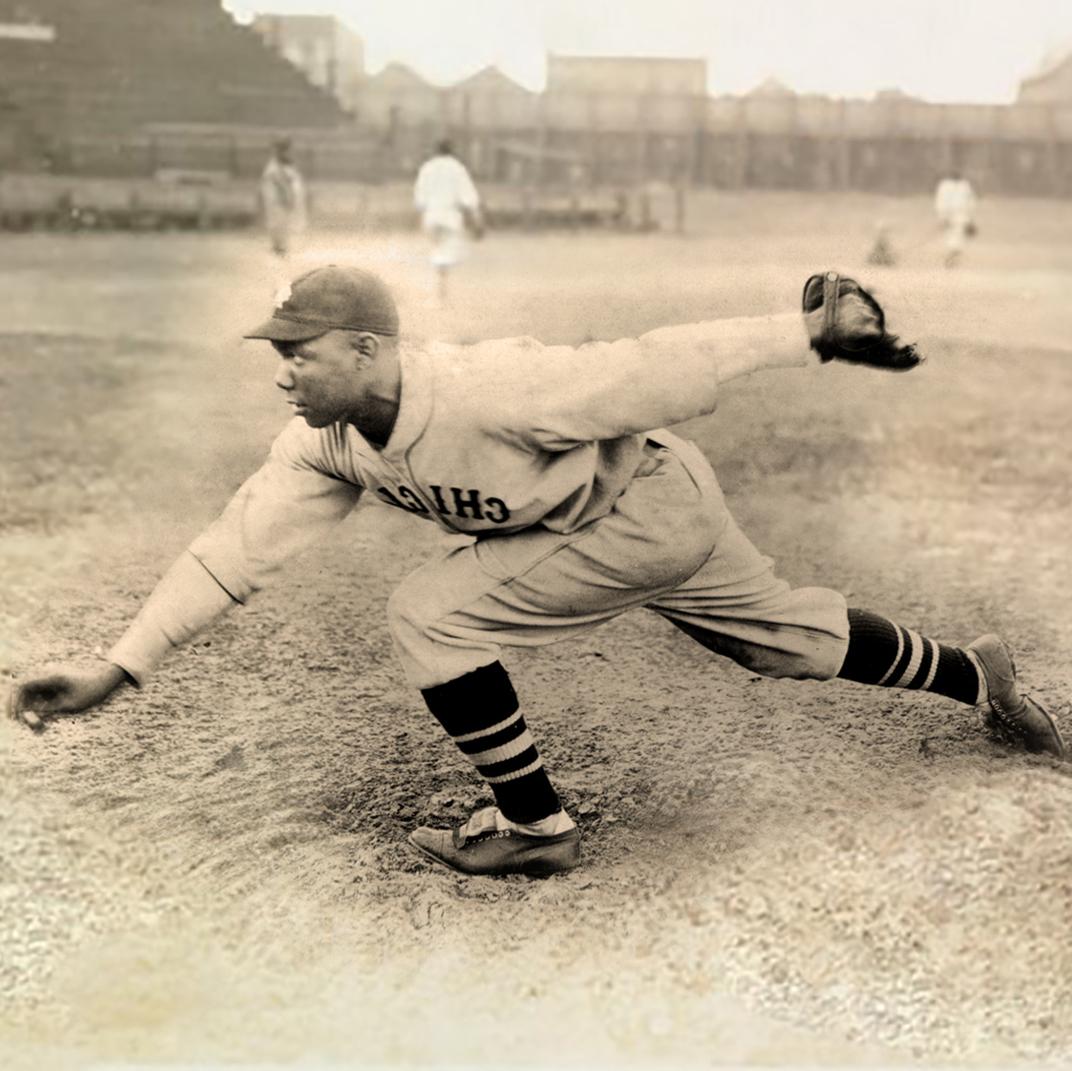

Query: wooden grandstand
[[0, 0, 351, 175], [0, 2, 1068, 231]]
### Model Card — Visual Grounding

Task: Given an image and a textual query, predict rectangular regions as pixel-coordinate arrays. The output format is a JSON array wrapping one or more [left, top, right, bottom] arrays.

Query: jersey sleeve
[[483, 316, 807, 449], [188, 423, 363, 602], [106, 550, 239, 686]]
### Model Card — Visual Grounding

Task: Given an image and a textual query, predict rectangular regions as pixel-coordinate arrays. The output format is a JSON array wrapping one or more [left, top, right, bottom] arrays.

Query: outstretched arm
[[9, 425, 362, 730], [6, 551, 233, 730], [493, 312, 816, 450], [483, 274, 915, 449]]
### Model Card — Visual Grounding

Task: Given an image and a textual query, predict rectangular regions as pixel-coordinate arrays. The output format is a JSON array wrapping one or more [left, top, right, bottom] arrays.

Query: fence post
[[537, 105, 548, 187], [1044, 106, 1060, 196], [632, 95, 644, 188], [638, 188, 652, 230], [732, 99, 749, 189], [673, 182, 686, 234], [687, 95, 702, 187], [588, 111, 599, 188], [835, 101, 851, 190]]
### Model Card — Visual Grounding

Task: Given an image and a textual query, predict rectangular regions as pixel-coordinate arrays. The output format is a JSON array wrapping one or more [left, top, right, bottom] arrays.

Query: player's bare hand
[[6, 663, 128, 732]]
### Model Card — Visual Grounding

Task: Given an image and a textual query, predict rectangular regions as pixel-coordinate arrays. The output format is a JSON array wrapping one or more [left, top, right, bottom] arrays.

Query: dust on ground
[[2, 193, 1071, 1068]]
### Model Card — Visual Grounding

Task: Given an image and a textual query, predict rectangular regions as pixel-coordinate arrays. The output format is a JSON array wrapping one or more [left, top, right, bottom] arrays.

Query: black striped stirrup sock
[[839, 609, 985, 706], [421, 662, 561, 824]]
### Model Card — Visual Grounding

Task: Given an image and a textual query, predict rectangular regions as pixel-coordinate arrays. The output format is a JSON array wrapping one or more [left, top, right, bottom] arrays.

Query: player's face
[[272, 332, 364, 428]]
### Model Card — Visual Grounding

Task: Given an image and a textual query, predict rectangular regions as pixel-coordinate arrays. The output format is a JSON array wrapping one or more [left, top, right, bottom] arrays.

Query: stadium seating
[[0, 0, 347, 170]]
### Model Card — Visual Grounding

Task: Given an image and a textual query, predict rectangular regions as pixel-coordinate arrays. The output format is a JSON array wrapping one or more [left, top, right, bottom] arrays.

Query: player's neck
[[347, 379, 401, 449], [347, 344, 402, 447], [350, 404, 397, 450]]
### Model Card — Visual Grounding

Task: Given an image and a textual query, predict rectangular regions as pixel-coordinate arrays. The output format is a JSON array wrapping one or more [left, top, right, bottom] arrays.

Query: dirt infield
[[2, 193, 1072, 1067]]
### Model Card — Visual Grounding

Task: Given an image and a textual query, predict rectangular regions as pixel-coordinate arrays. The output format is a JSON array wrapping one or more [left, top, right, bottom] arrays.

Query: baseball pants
[[387, 434, 850, 690], [424, 219, 466, 268]]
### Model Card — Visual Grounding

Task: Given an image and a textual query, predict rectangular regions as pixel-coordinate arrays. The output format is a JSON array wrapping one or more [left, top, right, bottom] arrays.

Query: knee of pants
[[385, 574, 500, 689], [672, 584, 849, 682], [385, 576, 436, 652], [754, 585, 849, 681]]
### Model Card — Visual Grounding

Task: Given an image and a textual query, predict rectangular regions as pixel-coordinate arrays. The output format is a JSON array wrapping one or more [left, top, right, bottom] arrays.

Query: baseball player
[[413, 139, 483, 304], [8, 267, 1065, 879], [260, 138, 307, 259], [934, 171, 977, 269]]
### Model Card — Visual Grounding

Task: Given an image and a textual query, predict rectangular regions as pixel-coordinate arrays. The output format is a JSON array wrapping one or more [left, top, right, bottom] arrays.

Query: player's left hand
[[802, 271, 923, 371], [4, 679, 43, 731], [6, 663, 128, 732]]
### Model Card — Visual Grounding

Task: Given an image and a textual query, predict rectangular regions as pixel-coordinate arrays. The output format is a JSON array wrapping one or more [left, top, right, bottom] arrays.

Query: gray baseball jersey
[[107, 318, 847, 688]]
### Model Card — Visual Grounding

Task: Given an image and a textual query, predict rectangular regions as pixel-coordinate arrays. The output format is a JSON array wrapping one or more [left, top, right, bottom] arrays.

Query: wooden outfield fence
[[1, 95, 1070, 230]]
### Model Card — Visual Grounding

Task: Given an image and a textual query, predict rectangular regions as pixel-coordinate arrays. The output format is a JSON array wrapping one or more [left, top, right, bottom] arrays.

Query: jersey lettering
[[483, 497, 509, 524], [396, 486, 430, 514], [451, 487, 484, 520], [376, 483, 511, 524], [428, 484, 451, 515]]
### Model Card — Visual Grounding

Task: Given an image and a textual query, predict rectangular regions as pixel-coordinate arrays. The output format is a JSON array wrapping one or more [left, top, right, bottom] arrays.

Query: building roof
[[747, 77, 795, 98], [366, 61, 434, 89], [453, 65, 533, 95], [1023, 41, 1072, 84]]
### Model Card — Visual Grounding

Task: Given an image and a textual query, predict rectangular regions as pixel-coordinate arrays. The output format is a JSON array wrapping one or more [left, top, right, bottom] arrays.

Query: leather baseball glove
[[802, 271, 922, 371]]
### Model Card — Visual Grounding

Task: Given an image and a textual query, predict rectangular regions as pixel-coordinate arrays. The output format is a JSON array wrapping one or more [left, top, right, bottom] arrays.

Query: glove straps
[[822, 271, 840, 344]]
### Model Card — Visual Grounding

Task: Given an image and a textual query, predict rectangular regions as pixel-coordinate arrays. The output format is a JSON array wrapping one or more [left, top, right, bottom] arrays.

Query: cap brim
[[243, 317, 326, 342]]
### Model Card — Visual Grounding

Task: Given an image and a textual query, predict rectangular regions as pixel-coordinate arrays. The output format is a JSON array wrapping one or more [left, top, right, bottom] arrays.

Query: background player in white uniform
[[934, 171, 977, 268], [260, 138, 307, 259], [9, 267, 1065, 878], [413, 139, 483, 303]]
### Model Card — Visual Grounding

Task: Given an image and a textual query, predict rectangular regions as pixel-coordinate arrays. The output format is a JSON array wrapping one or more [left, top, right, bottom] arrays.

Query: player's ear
[[350, 332, 381, 363]]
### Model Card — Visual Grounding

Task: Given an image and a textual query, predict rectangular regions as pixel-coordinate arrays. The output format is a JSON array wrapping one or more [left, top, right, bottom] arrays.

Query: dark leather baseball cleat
[[968, 634, 1067, 759], [409, 809, 582, 877]]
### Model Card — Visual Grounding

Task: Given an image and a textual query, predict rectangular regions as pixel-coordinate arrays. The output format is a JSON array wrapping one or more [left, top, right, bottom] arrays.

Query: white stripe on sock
[[920, 638, 940, 692], [484, 756, 544, 784], [893, 629, 924, 688], [468, 730, 535, 768], [876, 623, 906, 686], [452, 710, 521, 744]]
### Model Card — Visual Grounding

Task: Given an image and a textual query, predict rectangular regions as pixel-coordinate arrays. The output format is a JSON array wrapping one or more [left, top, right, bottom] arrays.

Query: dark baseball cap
[[244, 265, 399, 342]]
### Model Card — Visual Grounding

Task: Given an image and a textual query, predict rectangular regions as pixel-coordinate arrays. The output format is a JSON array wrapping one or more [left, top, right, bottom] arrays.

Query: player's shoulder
[[453, 334, 546, 363], [474, 333, 542, 349], [270, 416, 349, 468], [422, 333, 542, 355], [426, 335, 550, 393]]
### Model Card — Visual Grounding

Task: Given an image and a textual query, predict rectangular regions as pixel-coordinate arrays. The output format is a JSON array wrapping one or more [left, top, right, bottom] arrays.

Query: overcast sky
[[223, 0, 1072, 103]]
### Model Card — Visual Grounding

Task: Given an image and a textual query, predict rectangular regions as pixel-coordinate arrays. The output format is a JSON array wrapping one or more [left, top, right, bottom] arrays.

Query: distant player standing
[[414, 139, 483, 303], [934, 171, 977, 269], [8, 267, 1065, 878], [260, 138, 307, 259]]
